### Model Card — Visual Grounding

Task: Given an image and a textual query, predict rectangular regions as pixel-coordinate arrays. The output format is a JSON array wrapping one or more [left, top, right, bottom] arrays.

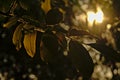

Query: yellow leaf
[[23, 31, 37, 58], [3, 17, 18, 28], [59, 8, 66, 14], [41, 0, 51, 14], [12, 23, 24, 50]]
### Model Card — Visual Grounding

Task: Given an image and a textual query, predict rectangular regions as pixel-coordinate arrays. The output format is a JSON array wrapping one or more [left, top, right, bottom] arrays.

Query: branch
[[0, 11, 12, 17], [8, 0, 17, 14], [0, 0, 17, 17]]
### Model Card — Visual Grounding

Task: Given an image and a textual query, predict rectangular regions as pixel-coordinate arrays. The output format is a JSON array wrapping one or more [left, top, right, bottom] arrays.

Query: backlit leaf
[[23, 31, 37, 58], [41, 0, 51, 14], [12, 23, 24, 50], [3, 16, 18, 28]]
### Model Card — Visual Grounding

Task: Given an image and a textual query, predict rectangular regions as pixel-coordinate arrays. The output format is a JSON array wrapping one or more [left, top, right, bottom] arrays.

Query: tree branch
[[0, 11, 11, 17]]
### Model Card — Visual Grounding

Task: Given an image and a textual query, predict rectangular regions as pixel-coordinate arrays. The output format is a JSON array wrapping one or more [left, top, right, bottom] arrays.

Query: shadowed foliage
[[1, 0, 120, 80]]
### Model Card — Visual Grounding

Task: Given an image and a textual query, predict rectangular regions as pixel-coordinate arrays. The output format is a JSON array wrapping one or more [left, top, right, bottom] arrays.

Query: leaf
[[29, 4, 46, 23], [18, 0, 30, 10], [88, 43, 120, 62], [23, 23, 35, 29], [40, 33, 60, 64], [69, 40, 94, 79], [41, 0, 51, 14], [3, 16, 18, 28], [51, 0, 65, 8], [69, 29, 92, 36], [23, 31, 37, 58], [55, 32, 67, 50], [63, 0, 69, 7], [12, 23, 24, 50], [19, 0, 46, 24], [13, 6, 27, 16], [22, 23, 35, 33], [34, 31, 43, 61], [46, 8, 63, 25], [53, 24, 69, 33], [21, 15, 45, 27]]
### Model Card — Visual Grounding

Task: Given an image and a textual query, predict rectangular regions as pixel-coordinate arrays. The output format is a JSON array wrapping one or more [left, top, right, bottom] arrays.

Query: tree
[[0, 0, 120, 80]]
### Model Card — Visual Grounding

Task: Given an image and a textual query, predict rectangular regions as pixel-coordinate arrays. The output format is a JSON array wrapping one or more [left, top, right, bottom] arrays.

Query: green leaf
[[69, 40, 94, 79], [88, 43, 120, 62]]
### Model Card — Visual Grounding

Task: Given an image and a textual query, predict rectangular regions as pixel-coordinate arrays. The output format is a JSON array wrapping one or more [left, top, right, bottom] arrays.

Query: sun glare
[[87, 7, 104, 26], [87, 12, 95, 23], [95, 7, 104, 23]]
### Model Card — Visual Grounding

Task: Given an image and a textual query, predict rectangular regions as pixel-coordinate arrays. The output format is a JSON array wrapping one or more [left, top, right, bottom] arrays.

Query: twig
[[7, 0, 17, 15], [0, 11, 11, 17]]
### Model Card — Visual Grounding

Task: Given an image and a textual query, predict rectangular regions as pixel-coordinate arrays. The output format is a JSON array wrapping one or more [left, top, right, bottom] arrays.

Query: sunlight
[[95, 7, 104, 23], [87, 11, 96, 24], [87, 7, 104, 26]]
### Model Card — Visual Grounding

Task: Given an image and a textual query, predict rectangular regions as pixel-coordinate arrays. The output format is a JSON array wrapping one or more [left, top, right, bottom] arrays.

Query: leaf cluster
[[0, 0, 120, 79]]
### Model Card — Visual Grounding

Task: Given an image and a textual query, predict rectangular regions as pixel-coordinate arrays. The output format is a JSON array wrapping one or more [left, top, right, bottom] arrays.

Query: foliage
[[1, 0, 120, 80]]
